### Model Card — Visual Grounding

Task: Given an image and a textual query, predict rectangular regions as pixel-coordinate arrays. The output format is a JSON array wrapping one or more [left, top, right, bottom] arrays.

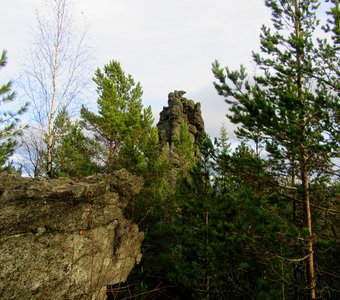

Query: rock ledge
[[0, 170, 144, 300]]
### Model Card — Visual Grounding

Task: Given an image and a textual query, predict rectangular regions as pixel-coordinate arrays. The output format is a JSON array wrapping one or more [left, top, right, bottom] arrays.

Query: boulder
[[0, 170, 144, 300]]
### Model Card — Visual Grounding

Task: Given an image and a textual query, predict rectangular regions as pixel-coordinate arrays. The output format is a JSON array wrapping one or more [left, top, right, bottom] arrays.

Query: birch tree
[[21, 0, 91, 177]]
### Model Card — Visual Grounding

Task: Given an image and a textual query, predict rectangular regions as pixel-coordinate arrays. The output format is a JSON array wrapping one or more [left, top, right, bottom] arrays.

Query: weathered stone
[[157, 90, 205, 161], [0, 170, 144, 300]]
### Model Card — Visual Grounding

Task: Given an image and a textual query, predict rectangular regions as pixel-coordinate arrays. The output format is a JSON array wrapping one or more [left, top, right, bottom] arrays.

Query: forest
[[0, 0, 339, 299]]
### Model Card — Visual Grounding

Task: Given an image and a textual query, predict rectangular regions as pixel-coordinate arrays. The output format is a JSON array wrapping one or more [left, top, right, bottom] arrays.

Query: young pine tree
[[52, 108, 99, 177], [81, 60, 154, 174]]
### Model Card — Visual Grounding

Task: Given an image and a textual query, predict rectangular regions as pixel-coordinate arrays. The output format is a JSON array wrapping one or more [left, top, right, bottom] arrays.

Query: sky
[[1, 0, 272, 140]]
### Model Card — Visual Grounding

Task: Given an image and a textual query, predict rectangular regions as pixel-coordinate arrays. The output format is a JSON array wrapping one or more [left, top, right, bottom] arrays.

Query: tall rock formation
[[0, 170, 144, 300], [157, 90, 205, 168]]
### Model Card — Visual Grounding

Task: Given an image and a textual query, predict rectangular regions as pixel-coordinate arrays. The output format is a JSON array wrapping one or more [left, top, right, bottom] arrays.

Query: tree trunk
[[300, 147, 316, 300], [46, 1, 62, 178], [46, 65, 57, 178], [205, 210, 210, 300], [290, 159, 299, 299], [107, 138, 114, 173], [293, 1, 316, 297]]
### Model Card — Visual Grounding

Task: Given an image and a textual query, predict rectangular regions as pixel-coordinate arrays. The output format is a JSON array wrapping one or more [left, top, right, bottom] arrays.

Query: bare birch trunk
[[21, 0, 91, 177], [46, 18, 60, 178]]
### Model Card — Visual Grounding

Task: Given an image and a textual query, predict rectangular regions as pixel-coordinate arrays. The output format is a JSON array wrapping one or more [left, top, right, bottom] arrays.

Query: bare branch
[[19, 0, 92, 177]]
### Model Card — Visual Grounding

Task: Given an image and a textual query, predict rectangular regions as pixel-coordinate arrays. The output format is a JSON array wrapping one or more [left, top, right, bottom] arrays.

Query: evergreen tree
[[212, 1, 339, 298], [160, 138, 288, 299], [173, 123, 197, 177], [115, 106, 158, 175], [52, 108, 99, 177], [81, 60, 154, 174], [213, 125, 232, 190], [0, 50, 28, 170]]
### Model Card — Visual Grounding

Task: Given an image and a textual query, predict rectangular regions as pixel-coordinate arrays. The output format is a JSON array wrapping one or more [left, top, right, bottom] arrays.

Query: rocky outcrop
[[0, 170, 144, 300], [157, 90, 205, 165]]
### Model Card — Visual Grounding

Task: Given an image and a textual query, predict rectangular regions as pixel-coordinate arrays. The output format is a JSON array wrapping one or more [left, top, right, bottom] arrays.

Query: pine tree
[[165, 138, 285, 299], [81, 60, 154, 174], [52, 108, 99, 177], [0, 50, 28, 170], [173, 123, 197, 177], [212, 1, 339, 298], [115, 105, 158, 175]]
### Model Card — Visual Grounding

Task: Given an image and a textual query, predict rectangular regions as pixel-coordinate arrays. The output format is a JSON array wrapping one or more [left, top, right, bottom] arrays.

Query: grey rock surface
[[157, 90, 205, 155], [0, 170, 144, 300]]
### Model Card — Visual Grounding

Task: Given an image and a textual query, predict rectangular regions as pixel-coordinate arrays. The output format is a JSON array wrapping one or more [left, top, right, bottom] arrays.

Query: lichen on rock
[[0, 170, 144, 300]]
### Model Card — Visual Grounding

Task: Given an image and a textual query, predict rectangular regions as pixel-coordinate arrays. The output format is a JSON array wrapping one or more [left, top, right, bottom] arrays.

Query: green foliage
[[116, 106, 158, 175], [213, 1, 339, 168], [0, 50, 28, 170], [52, 108, 99, 177], [109, 144, 174, 299], [324, 0, 340, 44], [173, 122, 197, 177], [116, 133, 299, 299], [2, 1, 335, 298], [212, 1, 339, 298], [81, 60, 155, 174], [161, 139, 296, 299]]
